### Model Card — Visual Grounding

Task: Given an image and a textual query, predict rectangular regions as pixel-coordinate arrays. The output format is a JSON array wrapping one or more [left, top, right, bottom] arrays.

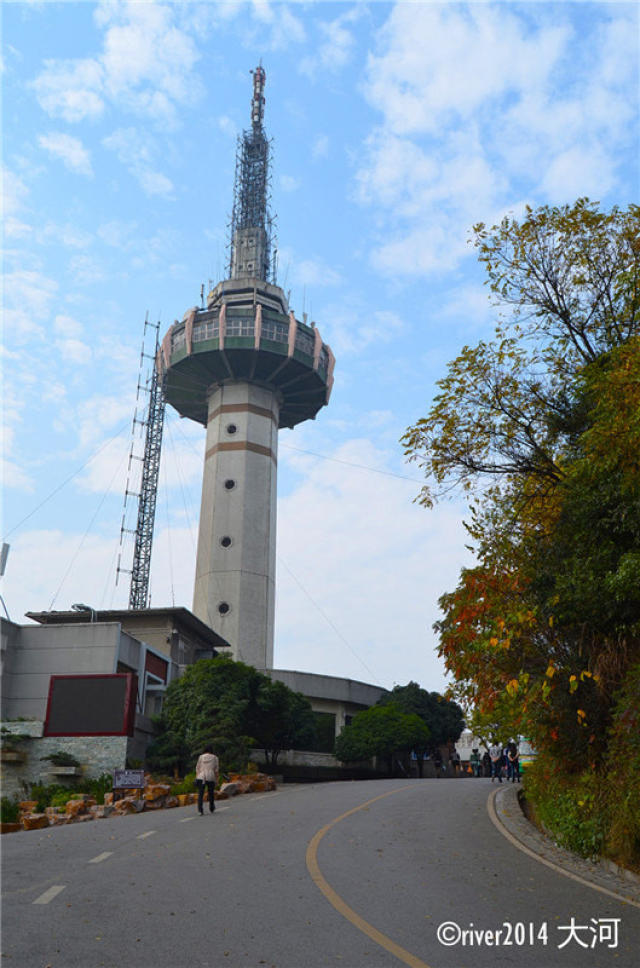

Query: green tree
[[334, 704, 430, 775], [146, 658, 315, 774], [376, 682, 464, 775], [402, 200, 640, 767], [253, 679, 316, 767]]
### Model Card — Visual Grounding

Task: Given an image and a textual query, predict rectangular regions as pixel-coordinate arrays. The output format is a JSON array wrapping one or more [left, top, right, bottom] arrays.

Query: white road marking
[[137, 830, 156, 839], [33, 885, 66, 905], [88, 851, 113, 864], [180, 816, 197, 823]]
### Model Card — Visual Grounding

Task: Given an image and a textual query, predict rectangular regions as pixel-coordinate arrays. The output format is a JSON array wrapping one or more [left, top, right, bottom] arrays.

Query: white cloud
[[276, 437, 471, 690], [357, 3, 638, 277], [4, 269, 58, 341], [280, 174, 300, 193], [32, 58, 105, 123], [247, 2, 306, 51], [32, 1, 203, 127], [312, 135, 329, 160], [38, 132, 93, 176], [97, 219, 138, 248], [54, 314, 84, 338], [2, 166, 29, 216], [323, 306, 404, 356], [56, 338, 93, 366], [102, 127, 174, 197], [300, 7, 361, 76]]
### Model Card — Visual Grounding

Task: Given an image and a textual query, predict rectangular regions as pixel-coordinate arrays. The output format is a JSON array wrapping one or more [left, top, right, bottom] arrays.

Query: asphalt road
[[2, 778, 639, 968]]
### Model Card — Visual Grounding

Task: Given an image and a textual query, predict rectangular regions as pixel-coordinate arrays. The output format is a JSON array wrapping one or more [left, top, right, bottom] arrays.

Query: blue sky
[[2, 1, 639, 693]]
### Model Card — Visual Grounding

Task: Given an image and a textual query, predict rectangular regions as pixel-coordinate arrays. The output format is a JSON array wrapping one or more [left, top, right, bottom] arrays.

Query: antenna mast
[[228, 64, 277, 283], [116, 316, 166, 609]]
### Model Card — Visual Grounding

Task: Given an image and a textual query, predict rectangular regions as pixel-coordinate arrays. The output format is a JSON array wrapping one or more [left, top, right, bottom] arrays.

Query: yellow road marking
[[306, 786, 433, 968], [487, 788, 640, 909]]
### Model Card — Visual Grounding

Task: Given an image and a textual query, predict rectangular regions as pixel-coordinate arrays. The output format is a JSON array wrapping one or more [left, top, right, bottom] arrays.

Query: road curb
[[489, 783, 640, 908]]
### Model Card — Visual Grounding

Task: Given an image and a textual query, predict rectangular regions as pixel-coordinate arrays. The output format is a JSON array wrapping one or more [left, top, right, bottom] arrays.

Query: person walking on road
[[489, 742, 503, 782], [195, 745, 219, 814], [470, 748, 481, 777], [507, 740, 520, 783]]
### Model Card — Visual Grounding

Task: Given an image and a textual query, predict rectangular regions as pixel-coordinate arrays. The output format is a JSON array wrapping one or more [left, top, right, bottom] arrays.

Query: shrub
[[170, 772, 196, 796], [40, 751, 80, 767], [30, 783, 73, 813], [600, 662, 640, 870], [524, 756, 606, 859], [0, 797, 20, 824]]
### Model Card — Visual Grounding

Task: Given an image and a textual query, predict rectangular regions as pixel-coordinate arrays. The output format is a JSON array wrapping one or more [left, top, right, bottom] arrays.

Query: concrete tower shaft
[[159, 67, 334, 670]]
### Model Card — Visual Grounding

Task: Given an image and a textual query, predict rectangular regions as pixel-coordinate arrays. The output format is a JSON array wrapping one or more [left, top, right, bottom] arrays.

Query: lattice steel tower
[[158, 67, 334, 669]]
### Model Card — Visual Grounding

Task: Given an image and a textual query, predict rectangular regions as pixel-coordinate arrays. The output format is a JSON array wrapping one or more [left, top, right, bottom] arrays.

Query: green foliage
[[403, 200, 639, 867], [30, 783, 72, 813], [600, 662, 640, 868], [524, 757, 606, 859], [40, 750, 81, 767], [0, 797, 20, 824], [28, 773, 113, 811], [147, 657, 316, 773], [377, 682, 464, 751], [169, 772, 197, 796], [335, 704, 430, 771]]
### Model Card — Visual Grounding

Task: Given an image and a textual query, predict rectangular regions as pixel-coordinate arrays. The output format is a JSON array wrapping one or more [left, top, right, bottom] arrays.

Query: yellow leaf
[[489, 637, 499, 647], [545, 664, 555, 678], [548, 615, 554, 627]]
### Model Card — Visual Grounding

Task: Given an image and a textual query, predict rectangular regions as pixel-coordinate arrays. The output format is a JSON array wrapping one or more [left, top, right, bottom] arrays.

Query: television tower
[[158, 66, 334, 669]]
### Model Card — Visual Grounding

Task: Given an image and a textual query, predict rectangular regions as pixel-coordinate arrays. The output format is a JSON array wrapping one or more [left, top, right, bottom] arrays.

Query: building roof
[[24, 606, 231, 651]]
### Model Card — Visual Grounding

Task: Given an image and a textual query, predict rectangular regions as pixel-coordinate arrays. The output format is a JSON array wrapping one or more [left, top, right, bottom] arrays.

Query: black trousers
[[197, 780, 216, 813]]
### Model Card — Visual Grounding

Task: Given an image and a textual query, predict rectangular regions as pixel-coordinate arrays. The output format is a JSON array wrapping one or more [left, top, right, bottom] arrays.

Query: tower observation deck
[[158, 67, 334, 669]]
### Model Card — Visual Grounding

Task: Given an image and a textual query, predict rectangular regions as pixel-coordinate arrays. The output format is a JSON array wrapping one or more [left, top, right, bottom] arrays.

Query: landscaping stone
[[19, 801, 38, 814], [144, 783, 171, 801], [65, 799, 88, 818], [22, 814, 50, 831], [219, 782, 238, 797], [89, 804, 114, 819]]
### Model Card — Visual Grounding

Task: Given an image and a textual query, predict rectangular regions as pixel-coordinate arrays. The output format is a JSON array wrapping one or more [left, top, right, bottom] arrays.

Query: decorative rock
[[65, 799, 88, 818], [214, 789, 228, 800], [164, 796, 179, 809], [48, 814, 72, 826], [219, 782, 238, 797], [22, 814, 50, 831], [143, 783, 171, 801], [89, 804, 114, 819], [104, 792, 114, 806], [19, 801, 38, 814]]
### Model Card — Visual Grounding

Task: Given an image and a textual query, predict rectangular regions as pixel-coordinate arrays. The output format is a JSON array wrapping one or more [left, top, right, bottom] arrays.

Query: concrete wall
[[1, 622, 122, 721], [270, 669, 388, 737], [193, 381, 279, 670]]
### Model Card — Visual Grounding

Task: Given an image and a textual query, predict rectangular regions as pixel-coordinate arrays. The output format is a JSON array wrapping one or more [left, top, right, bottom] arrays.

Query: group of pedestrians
[[488, 740, 520, 783]]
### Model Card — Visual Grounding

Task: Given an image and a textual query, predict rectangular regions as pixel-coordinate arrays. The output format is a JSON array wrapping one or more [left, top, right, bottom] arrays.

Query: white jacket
[[195, 752, 219, 782]]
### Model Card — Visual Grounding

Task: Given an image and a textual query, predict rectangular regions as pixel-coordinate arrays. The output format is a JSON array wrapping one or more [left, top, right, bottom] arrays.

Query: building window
[[261, 319, 289, 343], [193, 316, 219, 342], [171, 326, 186, 351], [295, 329, 315, 356], [226, 317, 254, 337]]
